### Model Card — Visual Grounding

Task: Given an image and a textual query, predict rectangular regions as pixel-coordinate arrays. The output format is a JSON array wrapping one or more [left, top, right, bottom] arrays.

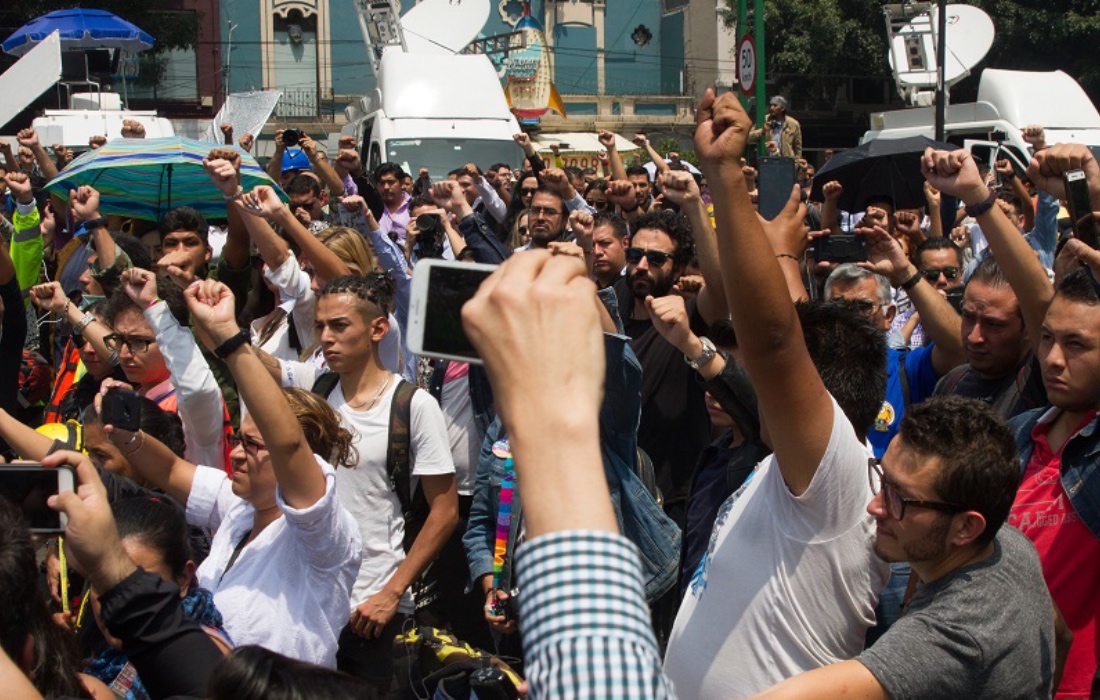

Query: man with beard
[[612, 208, 726, 527]]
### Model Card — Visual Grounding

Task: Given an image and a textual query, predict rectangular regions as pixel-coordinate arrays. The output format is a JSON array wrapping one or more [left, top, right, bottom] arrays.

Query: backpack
[[311, 374, 438, 610]]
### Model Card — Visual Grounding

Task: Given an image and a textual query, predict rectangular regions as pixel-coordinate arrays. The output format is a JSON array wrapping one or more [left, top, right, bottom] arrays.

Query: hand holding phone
[[1064, 169, 1099, 250], [0, 464, 74, 532], [102, 388, 142, 432], [406, 260, 498, 364]]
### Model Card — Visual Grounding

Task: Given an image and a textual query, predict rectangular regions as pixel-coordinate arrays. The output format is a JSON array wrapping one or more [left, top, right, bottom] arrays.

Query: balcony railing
[[274, 86, 336, 120]]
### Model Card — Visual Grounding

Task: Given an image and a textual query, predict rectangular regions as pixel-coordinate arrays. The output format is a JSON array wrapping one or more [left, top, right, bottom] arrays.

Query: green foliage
[[722, 0, 1100, 105]]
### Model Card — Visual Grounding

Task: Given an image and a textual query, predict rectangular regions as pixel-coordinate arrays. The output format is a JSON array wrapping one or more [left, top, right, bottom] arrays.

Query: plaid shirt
[[516, 530, 673, 699]]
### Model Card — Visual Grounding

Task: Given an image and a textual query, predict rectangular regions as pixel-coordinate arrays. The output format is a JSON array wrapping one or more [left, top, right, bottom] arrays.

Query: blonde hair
[[317, 226, 378, 275], [281, 387, 357, 468]]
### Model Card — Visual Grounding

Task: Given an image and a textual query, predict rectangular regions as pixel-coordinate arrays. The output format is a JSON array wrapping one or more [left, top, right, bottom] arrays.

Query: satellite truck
[[862, 3, 1100, 169], [342, 0, 523, 180]]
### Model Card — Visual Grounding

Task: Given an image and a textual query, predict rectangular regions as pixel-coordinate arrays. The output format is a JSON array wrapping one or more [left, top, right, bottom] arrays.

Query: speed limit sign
[[738, 35, 756, 96]]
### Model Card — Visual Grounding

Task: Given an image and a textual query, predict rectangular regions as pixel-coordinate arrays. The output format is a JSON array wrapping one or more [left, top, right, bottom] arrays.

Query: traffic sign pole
[[754, 0, 765, 157], [737, 0, 748, 108]]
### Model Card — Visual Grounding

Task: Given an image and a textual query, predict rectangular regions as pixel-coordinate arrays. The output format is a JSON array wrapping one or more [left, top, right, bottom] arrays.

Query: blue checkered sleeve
[[516, 530, 674, 699]]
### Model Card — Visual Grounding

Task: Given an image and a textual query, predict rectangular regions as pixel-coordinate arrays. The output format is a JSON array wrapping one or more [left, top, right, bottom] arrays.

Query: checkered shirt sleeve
[[516, 530, 674, 699]]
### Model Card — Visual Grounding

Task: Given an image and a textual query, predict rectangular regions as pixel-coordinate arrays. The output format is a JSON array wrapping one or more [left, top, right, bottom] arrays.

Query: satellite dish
[[887, 4, 994, 89], [400, 0, 490, 55]]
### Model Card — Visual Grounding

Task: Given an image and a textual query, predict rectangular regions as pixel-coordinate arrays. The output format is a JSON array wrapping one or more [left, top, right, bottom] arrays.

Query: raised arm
[[203, 149, 250, 270], [996, 159, 1035, 232], [0, 407, 55, 460], [660, 169, 727, 322], [266, 129, 286, 184], [300, 134, 345, 198], [858, 224, 966, 374], [759, 185, 812, 303], [634, 134, 669, 175], [187, 279, 326, 508], [695, 89, 832, 496], [927, 148, 1053, 351], [241, 185, 351, 284], [598, 130, 628, 181], [17, 129, 58, 181], [31, 281, 115, 373], [820, 181, 844, 236]]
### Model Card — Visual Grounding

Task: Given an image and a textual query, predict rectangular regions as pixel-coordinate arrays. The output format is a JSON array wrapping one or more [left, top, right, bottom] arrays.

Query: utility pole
[[934, 0, 946, 141]]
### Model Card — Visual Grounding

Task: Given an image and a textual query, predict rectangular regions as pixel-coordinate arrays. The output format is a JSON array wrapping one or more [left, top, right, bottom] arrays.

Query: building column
[[595, 0, 605, 95]]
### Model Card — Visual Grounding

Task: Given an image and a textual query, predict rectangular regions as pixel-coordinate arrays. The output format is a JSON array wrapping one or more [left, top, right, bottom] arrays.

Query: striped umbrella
[[45, 136, 287, 222]]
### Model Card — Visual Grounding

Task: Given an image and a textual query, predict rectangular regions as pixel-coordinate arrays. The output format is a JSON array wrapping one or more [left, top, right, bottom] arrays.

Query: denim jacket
[[462, 290, 681, 602], [1010, 406, 1100, 540]]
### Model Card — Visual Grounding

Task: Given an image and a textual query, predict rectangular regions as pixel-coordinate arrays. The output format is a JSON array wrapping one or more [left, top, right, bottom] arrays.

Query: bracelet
[[73, 311, 95, 333], [83, 216, 108, 231], [122, 431, 145, 456], [899, 270, 923, 291], [776, 253, 800, 262], [61, 299, 71, 318], [223, 185, 244, 201], [146, 297, 162, 309], [964, 188, 998, 218], [213, 328, 251, 359]]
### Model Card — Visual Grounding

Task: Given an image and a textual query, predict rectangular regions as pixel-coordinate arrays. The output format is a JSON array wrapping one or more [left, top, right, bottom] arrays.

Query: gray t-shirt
[[859, 526, 1055, 699]]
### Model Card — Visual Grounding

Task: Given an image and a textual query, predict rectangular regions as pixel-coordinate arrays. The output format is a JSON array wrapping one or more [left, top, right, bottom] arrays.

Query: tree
[[722, 0, 1100, 107]]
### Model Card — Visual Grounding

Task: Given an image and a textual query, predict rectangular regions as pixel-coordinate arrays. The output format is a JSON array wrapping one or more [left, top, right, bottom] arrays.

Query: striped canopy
[[45, 136, 287, 222]]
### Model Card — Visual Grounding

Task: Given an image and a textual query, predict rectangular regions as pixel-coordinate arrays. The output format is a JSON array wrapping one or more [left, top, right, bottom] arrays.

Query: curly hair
[[632, 210, 695, 268], [282, 387, 357, 468], [317, 273, 395, 321]]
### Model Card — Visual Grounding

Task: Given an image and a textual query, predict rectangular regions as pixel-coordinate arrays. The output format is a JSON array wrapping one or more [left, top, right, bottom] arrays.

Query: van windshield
[[385, 138, 521, 180]]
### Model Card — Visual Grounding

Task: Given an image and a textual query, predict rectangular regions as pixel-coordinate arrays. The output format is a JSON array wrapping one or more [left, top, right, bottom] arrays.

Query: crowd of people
[[0, 85, 1097, 700]]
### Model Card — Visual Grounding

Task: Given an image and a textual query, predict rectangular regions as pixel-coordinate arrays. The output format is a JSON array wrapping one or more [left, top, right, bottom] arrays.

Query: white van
[[341, 51, 522, 179], [863, 69, 1100, 171]]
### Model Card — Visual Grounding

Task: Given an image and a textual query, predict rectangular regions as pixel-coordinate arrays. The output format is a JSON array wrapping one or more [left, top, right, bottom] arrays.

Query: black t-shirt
[[614, 278, 712, 517], [934, 353, 1047, 420]]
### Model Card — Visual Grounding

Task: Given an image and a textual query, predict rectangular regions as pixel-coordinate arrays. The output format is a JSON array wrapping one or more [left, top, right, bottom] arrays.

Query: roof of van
[[978, 69, 1100, 129], [378, 49, 514, 121]]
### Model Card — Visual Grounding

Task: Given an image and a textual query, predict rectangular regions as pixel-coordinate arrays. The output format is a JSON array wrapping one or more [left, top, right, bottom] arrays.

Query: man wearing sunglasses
[[890, 238, 966, 349]]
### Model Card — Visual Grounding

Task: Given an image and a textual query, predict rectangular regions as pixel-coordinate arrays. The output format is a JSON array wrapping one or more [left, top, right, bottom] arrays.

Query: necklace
[[347, 373, 391, 411]]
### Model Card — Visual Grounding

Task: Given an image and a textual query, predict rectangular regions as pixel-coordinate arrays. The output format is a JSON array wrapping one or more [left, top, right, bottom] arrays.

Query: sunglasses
[[227, 433, 267, 455], [625, 248, 672, 267], [586, 199, 609, 209], [920, 266, 960, 282], [518, 187, 536, 197], [518, 226, 528, 237], [868, 459, 963, 520]]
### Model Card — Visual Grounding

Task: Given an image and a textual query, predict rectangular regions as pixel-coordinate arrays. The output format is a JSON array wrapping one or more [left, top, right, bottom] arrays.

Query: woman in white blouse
[[106, 279, 363, 668]]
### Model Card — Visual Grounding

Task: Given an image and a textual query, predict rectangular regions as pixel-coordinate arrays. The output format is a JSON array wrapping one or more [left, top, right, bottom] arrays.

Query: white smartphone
[[0, 465, 75, 533], [406, 259, 498, 365]]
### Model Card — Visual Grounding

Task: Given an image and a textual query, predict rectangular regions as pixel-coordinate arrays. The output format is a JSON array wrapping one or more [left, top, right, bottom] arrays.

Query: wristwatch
[[685, 336, 717, 370]]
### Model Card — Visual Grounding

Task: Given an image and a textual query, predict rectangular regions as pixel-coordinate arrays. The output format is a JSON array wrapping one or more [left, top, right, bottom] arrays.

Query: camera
[[813, 234, 868, 264], [413, 213, 446, 260], [469, 667, 520, 699], [282, 128, 301, 148], [944, 288, 964, 313], [489, 587, 519, 622]]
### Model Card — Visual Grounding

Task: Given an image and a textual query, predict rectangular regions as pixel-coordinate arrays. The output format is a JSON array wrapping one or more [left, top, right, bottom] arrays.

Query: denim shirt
[[1010, 406, 1100, 540], [462, 289, 681, 602]]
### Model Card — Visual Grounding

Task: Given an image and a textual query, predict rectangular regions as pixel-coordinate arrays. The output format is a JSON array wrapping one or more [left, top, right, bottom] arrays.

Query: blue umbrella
[[2, 9, 154, 57]]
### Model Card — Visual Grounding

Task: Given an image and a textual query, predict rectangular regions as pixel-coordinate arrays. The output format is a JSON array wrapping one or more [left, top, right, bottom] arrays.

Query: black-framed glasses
[[103, 333, 155, 354], [625, 248, 672, 267], [868, 458, 964, 520], [586, 199, 609, 210], [921, 266, 960, 282], [227, 433, 267, 455], [288, 200, 318, 214], [518, 187, 536, 197]]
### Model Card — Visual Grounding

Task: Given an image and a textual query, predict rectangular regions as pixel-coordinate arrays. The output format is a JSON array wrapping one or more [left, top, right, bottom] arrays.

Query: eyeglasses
[[848, 298, 890, 317], [518, 187, 536, 197], [103, 333, 156, 354], [227, 433, 267, 455], [867, 458, 963, 520], [921, 266, 960, 282], [529, 205, 562, 218], [518, 226, 528, 237], [625, 248, 673, 267], [71, 332, 89, 348]]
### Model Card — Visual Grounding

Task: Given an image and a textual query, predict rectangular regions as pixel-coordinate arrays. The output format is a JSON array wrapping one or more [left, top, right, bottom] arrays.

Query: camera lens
[[415, 213, 441, 234], [282, 129, 301, 147]]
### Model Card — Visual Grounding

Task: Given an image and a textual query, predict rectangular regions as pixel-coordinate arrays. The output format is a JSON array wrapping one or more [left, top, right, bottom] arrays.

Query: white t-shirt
[[664, 396, 890, 698], [441, 371, 478, 496], [282, 364, 455, 612], [187, 460, 362, 668]]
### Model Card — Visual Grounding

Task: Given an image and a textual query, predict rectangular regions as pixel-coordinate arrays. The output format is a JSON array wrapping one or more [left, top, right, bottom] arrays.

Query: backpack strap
[[897, 348, 912, 410], [387, 379, 418, 517], [310, 372, 341, 401]]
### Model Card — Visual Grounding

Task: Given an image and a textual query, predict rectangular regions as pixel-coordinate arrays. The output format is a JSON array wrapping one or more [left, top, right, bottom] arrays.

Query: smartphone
[[102, 388, 142, 432], [944, 288, 964, 313], [0, 466, 74, 532], [1063, 170, 1099, 250], [813, 234, 868, 264], [406, 259, 497, 364], [757, 156, 797, 220]]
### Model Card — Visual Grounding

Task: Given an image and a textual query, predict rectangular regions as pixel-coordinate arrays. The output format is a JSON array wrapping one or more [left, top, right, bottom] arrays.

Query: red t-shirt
[[1009, 410, 1100, 698]]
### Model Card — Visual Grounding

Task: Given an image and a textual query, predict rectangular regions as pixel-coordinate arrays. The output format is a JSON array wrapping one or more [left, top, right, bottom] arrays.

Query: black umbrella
[[809, 136, 958, 212]]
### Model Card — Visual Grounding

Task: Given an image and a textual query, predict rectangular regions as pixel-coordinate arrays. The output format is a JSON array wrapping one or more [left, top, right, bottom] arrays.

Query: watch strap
[[899, 270, 923, 292], [213, 328, 251, 359], [964, 188, 998, 218]]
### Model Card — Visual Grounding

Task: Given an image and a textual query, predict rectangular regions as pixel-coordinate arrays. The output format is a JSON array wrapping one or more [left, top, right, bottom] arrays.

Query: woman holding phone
[[104, 279, 362, 668]]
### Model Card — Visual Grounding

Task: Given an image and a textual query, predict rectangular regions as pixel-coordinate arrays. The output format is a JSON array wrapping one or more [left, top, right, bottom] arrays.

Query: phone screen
[[421, 264, 494, 362], [758, 157, 797, 221], [1064, 170, 1099, 250], [0, 467, 68, 531]]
